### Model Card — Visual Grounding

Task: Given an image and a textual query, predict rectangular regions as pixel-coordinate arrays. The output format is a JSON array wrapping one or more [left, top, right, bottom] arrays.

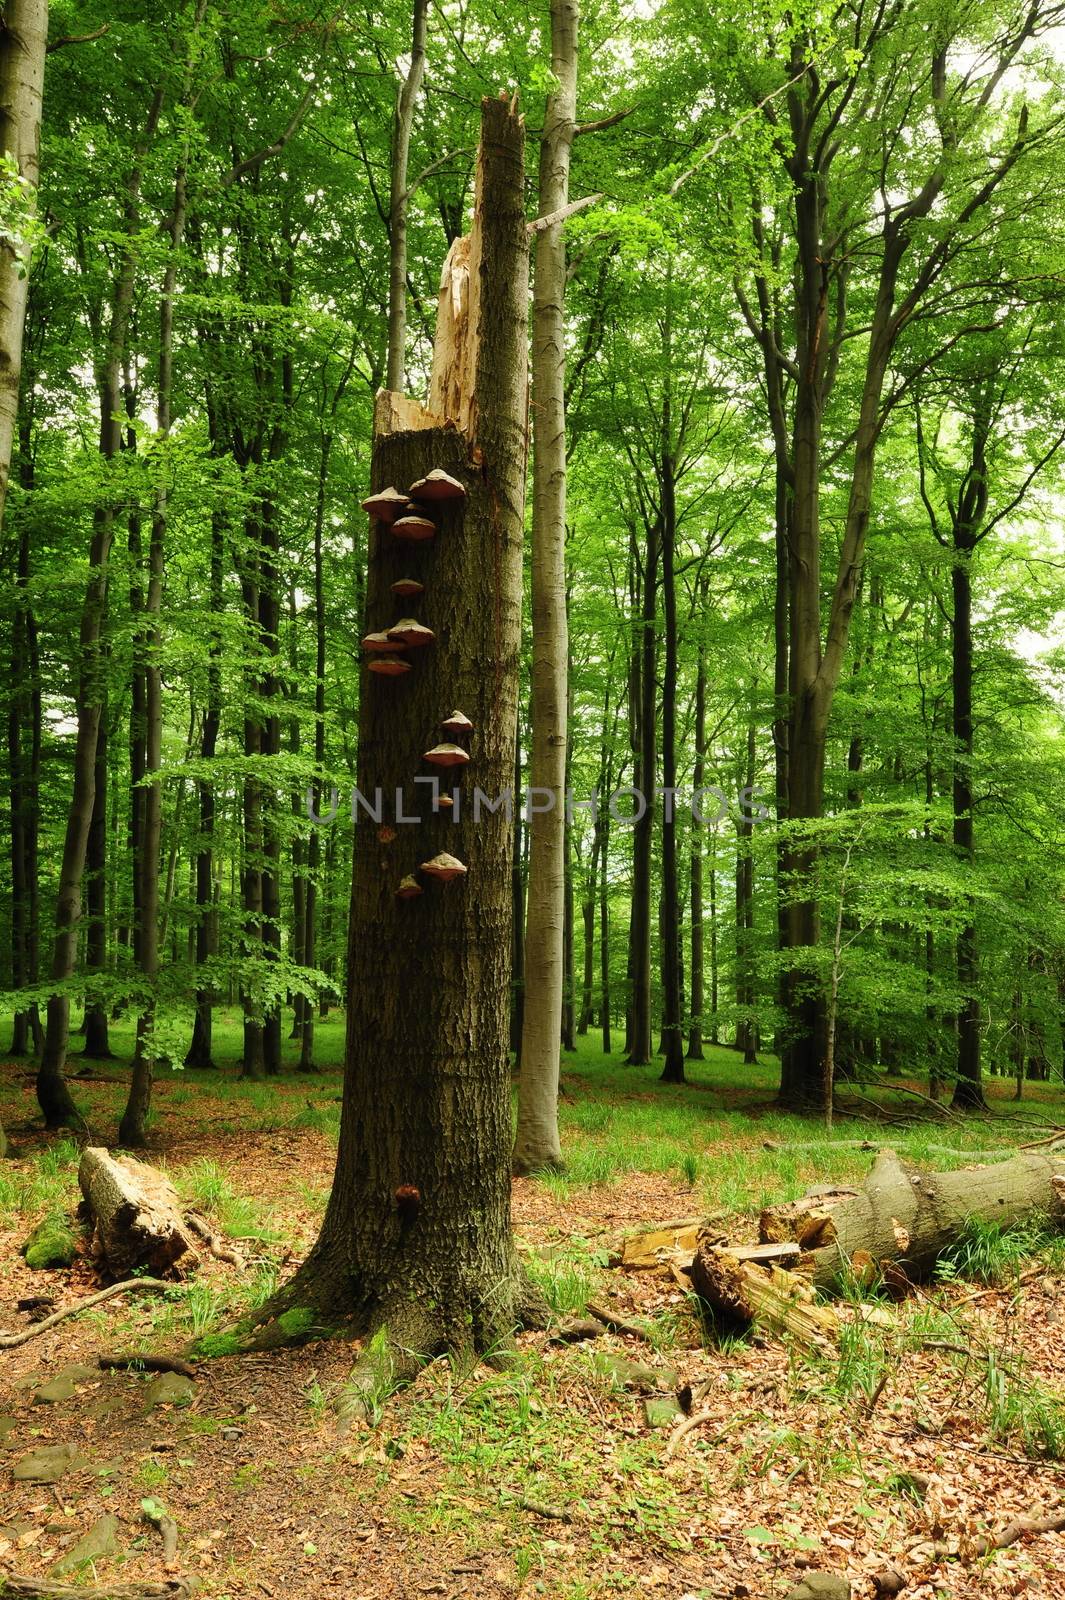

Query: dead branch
[[47, 25, 110, 51], [574, 108, 633, 137], [585, 1300, 651, 1339], [184, 1211, 243, 1269], [971, 1510, 1065, 1557], [528, 193, 603, 235], [0, 1278, 171, 1349], [664, 1407, 730, 1460]]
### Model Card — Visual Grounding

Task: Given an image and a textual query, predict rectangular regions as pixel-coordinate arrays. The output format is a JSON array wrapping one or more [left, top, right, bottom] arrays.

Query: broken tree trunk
[[690, 1242, 840, 1353], [760, 1145, 1065, 1289], [78, 1147, 199, 1277]]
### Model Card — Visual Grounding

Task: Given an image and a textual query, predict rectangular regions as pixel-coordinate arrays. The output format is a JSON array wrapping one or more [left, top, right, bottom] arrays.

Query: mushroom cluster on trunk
[[359, 467, 475, 901]]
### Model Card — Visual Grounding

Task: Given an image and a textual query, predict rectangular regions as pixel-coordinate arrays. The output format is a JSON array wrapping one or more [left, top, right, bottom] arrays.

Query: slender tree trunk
[[513, 0, 577, 1172], [37, 88, 163, 1128], [659, 426, 684, 1083], [1, 3, 46, 1076], [81, 701, 113, 1058], [951, 539, 984, 1108], [708, 841, 719, 1045], [509, 732, 524, 1056], [627, 512, 657, 1066], [734, 715, 757, 1065], [386, 0, 428, 392], [185, 507, 223, 1067], [8, 423, 42, 1056], [251, 98, 534, 1365], [0, 0, 47, 536], [687, 625, 706, 1060]]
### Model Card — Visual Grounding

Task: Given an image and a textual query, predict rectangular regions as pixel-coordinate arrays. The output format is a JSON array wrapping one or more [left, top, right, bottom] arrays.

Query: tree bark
[[81, 698, 113, 1058], [514, 0, 577, 1172], [249, 96, 534, 1371], [0, 0, 47, 536], [79, 1147, 198, 1278], [734, 714, 757, 1064], [1, 0, 47, 1080]]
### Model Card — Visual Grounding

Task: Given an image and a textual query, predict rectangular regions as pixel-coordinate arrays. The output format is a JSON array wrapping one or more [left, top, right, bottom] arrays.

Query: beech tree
[[247, 96, 545, 1393]]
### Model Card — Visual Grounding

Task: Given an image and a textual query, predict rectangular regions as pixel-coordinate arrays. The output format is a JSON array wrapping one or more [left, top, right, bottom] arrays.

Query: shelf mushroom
[[391, 577, 425, 598], [395, 874, 423, 900], [391, 513, 436, 542], [408, 469, 466, 503], [441, 710, 473, 734], [367, 654, 411, 677], [420, 852, 467, 882], [423, 742, 470, 768], [434, 792, 454, 811], [362, 629, 404, 653], [361, 486, 408, 522], [387, 618, 435, 649]]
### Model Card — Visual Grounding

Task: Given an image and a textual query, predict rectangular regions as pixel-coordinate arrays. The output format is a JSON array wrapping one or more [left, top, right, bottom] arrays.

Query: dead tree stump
[[79, 1147, 199, 1277]]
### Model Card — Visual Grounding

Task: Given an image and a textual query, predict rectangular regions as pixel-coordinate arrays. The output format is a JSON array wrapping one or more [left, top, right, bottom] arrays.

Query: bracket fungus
[[423, 742, 470, 768], [367, 654, 412, 677], [420, 852, 467, 883], [441, 710, 473, 734], [391, 513, 436, 542], [391, 577, 425, 598], [408, 468, 466, 502], [395, 874, 423, 900], [362, 629, 405, 653], [360, 486, 408, 522], [434, 792, 454, 811], [387, 618, 436, 649]]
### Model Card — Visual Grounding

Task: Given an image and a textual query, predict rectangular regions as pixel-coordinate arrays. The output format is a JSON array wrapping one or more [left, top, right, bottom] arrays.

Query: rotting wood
[[689, 1244, 839, 1353], [79, 1148, 199, 1277]]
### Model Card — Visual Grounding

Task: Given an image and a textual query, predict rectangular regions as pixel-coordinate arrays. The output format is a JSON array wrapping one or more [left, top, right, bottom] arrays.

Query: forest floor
[[2, 1018, 1064, 1600]]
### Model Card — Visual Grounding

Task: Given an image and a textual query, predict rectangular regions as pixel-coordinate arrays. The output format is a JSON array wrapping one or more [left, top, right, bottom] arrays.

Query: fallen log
[[689, 1244, 839, 1354], [79, 1148, 199, 1278], [760, 1145, 1065, 1290]]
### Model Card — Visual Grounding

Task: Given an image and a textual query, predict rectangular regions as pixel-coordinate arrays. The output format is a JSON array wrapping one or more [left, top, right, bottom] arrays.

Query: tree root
[[0, 1577, 191, 1600], [141, 1499, 180, 1565], [335, 1302, 443, 1432], [0, 1279, 171, 1349], [98, 1352, 197, 1378]]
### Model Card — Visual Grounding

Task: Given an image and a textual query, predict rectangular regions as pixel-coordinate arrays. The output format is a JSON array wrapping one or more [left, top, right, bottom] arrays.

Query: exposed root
[[98, 1351, 197, 1378], [336, 1302, 443, 1432], [0, 1578, 191, 1600], [586, 1300, 651, 1339], [141, 1499, 180, 1565]]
